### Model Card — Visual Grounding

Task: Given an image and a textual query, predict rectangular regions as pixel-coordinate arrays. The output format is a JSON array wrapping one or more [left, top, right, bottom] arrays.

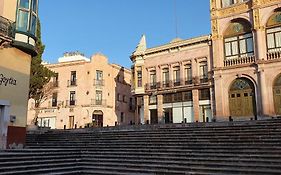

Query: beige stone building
[[130, 35, 213, 124], [211, 0, 281, 120], [0, 0, 39, 149], [27, 52, 135, 129]]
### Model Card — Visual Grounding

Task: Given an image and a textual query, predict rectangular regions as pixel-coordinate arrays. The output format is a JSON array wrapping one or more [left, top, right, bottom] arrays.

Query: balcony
[[0, 16, 14, 42], [91, 99, 106, 106], [224, 55, 256, 67], [51, 81, 59, 88], [94, 79, 104, 86], [200, 75, 209, 83], [267, 50, 281, 60], [67, 80, 77, 87], [185, 79, 192, 85], [66, 100, 76, 106]]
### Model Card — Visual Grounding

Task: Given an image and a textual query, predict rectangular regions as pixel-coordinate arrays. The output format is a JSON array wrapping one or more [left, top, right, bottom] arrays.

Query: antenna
[[173, 0, 179, 38]]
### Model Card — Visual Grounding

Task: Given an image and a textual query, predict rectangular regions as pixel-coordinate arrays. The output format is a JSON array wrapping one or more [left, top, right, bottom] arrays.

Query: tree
[[29, 19, 54, 125]]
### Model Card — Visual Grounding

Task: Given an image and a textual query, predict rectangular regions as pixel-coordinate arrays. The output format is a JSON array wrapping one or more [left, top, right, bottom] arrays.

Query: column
[[143, 95, 149, 124], [157, 94, 164, 124], [192, 89, 199, 122], [259, 69, 270, 116], [169, 65, 173, 87]]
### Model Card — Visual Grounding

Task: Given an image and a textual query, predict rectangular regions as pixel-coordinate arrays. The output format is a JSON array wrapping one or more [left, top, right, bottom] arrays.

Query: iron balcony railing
[[93, 79, 104, 86], [67, 80, 77, 87], [66, 100, 76, 106], [224, 55, 256, 67], [0, 16, 15, 39], [91, 99, 106, 106]]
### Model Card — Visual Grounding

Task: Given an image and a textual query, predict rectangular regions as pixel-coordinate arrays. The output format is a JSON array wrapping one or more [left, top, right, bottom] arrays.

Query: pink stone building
[[130, 35, 214, 124], [27, 52, 135, 129], [211, 0, 281, 120]]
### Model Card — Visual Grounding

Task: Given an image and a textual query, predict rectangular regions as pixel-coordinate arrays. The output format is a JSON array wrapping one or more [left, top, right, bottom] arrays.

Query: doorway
[[92, 110, 103, 127]]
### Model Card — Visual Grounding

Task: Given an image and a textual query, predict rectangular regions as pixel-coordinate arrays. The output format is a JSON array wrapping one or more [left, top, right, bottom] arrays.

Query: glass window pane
[[267, 33, 275, 49], [232, 41, 238, 55], [30, 14, 36, 35], [246, 37, 254, 52], [20, 0, 29, 9], [225, 42, 231, 56], [32, 0, 37, 13], [239, 39, 246, 54], [275, 32, 281, 48], [17, 10, 28, 32]]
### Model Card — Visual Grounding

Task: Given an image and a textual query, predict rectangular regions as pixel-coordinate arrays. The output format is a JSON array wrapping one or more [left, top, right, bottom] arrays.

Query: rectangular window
[[162, 68, 169, 87], [137, 67, 142, 87], [163, 94, 173, 103], [149, 70, 156, 89], [200, 61, 208, 83], [199, 89, 210, 100], [123, 95, 127, 103], [183, 91, 192, 101], [96, 90, 102, 104], [70, 71, 77, 86], [173, 66, 180, 86], [17, 10, 29, 32], [185, 64, 192, 85], [96, 70, 103, 80], [70, 91, 76, 105], [52, 93, 57, 107], [173, 92, 182, 102], [149, 95, 157, 105]]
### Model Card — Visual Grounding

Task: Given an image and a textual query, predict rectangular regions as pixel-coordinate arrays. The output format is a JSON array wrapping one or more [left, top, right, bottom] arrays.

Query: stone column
[[143, 95, 149, 124], [192, 89, 199, 122], [157, 94, 164, 124], [259, 69, 270, 116]]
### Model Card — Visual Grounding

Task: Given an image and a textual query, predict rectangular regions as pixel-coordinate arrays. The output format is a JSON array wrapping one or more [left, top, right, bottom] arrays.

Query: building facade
[[211, 0, 281, 120], [131, 0, 281, 123], [130, 35, 213, 124], [0, 0, 39, 149], [27, 52, 135, 129]]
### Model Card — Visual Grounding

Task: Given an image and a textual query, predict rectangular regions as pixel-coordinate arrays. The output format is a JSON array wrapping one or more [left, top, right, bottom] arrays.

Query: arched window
[[224, 19, 254, 60], [266, 9, 281, 53]]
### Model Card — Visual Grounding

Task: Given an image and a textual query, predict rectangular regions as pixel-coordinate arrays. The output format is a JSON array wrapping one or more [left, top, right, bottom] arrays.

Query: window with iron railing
[[150, 70, 157, 89], [137, 67, 142, 87], [52, 92, 57, 107], [200, 61, 208, 83], [69, 91, 76, 105], [162, 68, 169, 87], [69, 71, 77, 86], [173, 66, 180, 86], [185, 64, 192, 85]]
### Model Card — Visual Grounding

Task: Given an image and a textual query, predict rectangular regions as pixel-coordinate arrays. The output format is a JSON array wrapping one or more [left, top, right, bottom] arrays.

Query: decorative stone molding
[[218, 2, 250, 18]]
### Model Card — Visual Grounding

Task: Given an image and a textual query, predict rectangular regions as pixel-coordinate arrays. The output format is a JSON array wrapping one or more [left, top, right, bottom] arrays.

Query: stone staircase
[[1, 118, 281, 174]]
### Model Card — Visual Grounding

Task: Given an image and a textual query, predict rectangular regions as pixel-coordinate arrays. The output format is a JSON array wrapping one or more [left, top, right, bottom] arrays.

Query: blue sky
[[39, 0, 211, 68]]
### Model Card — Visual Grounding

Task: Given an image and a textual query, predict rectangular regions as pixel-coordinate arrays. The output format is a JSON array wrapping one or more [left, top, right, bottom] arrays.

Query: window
[[221, 0, 247, 8], [267, 27, 281, 52], [185, 64, 192, 84], [96, 70, 103, 80], [173, 92, 183, 102], [173, 66, 180, 86], [137, 67, 142, 87], [162, 68, 169, 87], [53, 73, 59, 87], [183, 91, 192, 101], [224, 33, 254, 59], [149, 95, 157, 104], [199, 89, 210, 100], [117, 93, 121, 101], [199, 61, 208, 83], [69, 91, 76, 105], [120, 112, 124, 123], [52, 93, 57, 107], [163, 94, 173, 103], [129, 97, 134, 110], [70, 71, 77, 86], [96, 90, 102, 105], [150, 70, 156, 89], [123, 95, 127, 103], [17, 0, 38, 35]]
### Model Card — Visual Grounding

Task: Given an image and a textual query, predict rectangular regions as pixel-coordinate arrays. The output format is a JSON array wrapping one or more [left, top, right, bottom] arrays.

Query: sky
[[39, 0, 211, 68]]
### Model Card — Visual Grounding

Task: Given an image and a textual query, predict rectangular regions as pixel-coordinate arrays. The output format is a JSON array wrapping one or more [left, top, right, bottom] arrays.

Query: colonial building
[[0, 0, 39, 149], [130, 35, 213, 124], [211, 0, 281, 120], [131, 0, 281, 123], [27, 52, 135, 129]]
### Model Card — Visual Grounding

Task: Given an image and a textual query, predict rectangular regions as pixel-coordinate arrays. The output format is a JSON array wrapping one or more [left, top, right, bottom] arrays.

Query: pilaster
[[192, 89, 199, 122], [157, 94, 164, 124], [143, 95, 149, 124]]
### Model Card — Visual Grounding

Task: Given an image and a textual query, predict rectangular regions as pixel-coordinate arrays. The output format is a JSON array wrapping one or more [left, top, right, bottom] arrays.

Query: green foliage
[[29, 19, 54, 107]]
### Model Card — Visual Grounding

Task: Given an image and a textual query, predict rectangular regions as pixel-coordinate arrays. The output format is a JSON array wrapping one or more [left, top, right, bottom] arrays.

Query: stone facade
[[0, 0, 39, 149], [131, 0, 281, 123], [27, 53, 135, 129], [130, 35, 214, 124]]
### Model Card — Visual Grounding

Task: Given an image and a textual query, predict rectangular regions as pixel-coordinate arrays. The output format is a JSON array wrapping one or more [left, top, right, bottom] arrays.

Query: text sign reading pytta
[[0, 74, 17, 86]]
